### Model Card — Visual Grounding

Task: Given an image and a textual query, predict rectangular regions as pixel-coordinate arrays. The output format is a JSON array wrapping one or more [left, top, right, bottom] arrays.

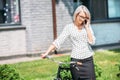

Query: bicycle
[[45, 55, 82, 80]]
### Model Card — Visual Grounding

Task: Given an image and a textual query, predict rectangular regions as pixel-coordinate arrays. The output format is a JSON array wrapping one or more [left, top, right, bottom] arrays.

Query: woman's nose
[[80, 18, 85, 21]]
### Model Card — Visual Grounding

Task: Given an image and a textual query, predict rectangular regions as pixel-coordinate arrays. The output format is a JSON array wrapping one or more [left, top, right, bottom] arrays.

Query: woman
[[41, 5, 96, 80]]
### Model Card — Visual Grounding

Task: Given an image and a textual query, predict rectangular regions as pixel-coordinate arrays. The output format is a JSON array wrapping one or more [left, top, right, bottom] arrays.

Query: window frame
[[89, 0, 120, 23], [0, 0, 21, 26]]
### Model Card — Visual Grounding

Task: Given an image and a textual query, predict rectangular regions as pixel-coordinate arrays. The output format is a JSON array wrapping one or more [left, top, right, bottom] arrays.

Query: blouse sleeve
[[88, 25, 96, 45], [53, 25, 70, 49]]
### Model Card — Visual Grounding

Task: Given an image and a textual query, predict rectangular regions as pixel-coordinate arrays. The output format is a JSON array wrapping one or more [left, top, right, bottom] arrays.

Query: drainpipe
[[52, 0, 57, 54]]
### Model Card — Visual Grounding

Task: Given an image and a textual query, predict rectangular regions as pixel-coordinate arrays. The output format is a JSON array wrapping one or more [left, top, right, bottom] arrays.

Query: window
[[77, 0, 120, 22], [91, 0, 107, 20], [108, 0, 120, 18], [0, 0, 20, 25]]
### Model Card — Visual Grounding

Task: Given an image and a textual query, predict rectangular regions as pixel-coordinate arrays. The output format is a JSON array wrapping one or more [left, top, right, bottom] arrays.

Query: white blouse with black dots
[[53, 23, 96, 59]]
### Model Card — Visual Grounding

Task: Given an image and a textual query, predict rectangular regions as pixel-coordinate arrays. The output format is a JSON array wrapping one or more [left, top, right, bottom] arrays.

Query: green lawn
[[8, 49, 120, 80]]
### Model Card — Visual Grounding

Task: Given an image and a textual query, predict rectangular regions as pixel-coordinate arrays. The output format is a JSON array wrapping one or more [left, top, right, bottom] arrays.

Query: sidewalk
[[0, 57, 41, 65], [0, 52, 70, 65]]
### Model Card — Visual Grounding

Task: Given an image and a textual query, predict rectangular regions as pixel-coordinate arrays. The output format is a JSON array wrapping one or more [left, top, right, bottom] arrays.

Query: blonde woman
[[41, 5, 96, 80]]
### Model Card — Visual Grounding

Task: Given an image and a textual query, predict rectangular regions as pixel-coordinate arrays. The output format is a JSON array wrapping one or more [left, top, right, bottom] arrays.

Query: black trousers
[[70, 56, 96, 80]]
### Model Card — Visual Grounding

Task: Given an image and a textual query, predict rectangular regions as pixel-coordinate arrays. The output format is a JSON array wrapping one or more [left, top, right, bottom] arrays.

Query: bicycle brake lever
[[75, 66, 79, 71]]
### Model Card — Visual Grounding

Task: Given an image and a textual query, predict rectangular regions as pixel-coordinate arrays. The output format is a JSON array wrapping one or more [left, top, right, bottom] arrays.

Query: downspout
[[52, 0, 57, 54]]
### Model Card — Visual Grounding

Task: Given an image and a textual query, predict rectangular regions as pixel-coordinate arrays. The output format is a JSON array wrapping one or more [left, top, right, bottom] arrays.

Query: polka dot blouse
[[53, 23, 96, 59]]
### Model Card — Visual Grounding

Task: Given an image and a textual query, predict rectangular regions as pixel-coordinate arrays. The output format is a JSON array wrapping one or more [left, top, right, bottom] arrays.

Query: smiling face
[[75, 10, 87, 25], [73, 5, 91, 26]]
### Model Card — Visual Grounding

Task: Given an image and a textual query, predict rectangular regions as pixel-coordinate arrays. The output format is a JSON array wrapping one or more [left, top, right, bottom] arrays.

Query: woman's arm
[[41, 44, 56, 58], [41, 25, 70, 58], [85, 20, 95, 45]]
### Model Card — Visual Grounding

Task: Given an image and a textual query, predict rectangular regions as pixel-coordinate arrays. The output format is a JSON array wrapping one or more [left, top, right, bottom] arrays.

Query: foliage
[[60, 69, 72, 80], [94, 62, 102, 79], [0, 64, 24, 80], [59, 63, 72, 80], [55, 57, 72, 80], [115, 61, 120, 77]]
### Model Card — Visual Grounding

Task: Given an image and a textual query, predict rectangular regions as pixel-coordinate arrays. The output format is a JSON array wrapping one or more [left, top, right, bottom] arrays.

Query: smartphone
[[84, 20, 87, 24]]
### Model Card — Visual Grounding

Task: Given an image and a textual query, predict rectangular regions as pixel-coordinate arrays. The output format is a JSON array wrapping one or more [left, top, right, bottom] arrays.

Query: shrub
[[94, 62, 102, 79], [116, 62, 120, 77], [59, 63, 72, 80], [0, 64, 24, 80]]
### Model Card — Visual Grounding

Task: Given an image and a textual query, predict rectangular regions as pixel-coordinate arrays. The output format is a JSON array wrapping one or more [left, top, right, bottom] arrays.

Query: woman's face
[[76, 10, 87, 25]]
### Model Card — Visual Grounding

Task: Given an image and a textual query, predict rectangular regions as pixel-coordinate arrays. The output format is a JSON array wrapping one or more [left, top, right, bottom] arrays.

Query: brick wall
[[55, 0, 73, 51], [21, 0, 53, 54], [0, 28, 26, 57], [20, 0, 74, 54]]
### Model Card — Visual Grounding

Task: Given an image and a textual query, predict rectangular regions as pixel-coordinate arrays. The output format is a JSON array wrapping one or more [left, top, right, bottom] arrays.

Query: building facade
[[0, 0, 120, 58]]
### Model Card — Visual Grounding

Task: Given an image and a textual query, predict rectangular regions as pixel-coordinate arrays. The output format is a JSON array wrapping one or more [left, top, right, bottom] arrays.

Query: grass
[[10, 56, 70, 80], [3, 49, 120, 80], [94, 49, 120, 80]]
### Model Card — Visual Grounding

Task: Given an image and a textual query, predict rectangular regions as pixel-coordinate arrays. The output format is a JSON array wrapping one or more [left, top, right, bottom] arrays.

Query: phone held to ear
[[84, 20, 87, 24]]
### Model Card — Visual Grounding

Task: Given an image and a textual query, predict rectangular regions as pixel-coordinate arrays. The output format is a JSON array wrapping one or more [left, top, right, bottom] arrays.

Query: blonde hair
[[73, 5, 91, 21]]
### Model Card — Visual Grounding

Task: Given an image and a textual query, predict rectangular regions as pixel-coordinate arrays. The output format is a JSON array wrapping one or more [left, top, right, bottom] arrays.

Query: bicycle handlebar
[[45, 55, 82, 65]]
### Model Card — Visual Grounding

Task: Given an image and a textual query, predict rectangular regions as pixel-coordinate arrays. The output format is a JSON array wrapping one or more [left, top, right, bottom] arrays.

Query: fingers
[[84, 19, 90, 27], [40, 54, 47, 59], [77, 62, 82, 65]]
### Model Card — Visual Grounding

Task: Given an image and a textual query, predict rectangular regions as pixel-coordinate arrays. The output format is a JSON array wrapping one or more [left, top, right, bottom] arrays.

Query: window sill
[[92, 43, 120, 50], [0, 25, 26, 31], [91, 18, 120, 24]]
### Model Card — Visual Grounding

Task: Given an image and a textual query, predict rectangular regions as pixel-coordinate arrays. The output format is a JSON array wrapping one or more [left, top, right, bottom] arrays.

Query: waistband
[[71, 56, 93, 63]]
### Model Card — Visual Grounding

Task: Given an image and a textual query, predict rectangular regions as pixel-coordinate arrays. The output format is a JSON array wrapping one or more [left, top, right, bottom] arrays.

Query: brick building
[[0, 0, 120, 58]]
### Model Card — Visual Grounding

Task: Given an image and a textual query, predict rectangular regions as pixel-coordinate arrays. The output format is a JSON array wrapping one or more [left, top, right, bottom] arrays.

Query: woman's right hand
[[41, 53, 48, 59], [41, 44, 56, 59]]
